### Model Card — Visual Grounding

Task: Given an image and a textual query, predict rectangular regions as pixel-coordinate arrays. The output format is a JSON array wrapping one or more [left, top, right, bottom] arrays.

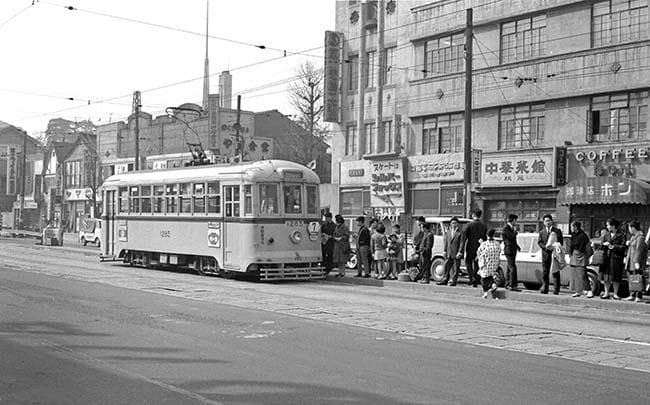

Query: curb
[[323, 270, 650, 314]]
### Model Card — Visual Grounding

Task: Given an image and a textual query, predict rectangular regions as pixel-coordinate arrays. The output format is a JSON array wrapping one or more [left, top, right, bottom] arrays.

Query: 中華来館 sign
[[480, 150, 555, 187]]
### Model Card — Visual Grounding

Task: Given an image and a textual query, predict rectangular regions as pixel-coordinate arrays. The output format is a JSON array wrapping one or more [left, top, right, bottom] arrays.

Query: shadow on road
[[0, 321, 111, 337], [180, 379, 417, 405]]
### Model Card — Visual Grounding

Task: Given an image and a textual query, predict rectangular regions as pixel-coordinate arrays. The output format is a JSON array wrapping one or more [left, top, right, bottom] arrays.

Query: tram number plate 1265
[[160, 230, 171, 238], [285, 220, 304, 227]]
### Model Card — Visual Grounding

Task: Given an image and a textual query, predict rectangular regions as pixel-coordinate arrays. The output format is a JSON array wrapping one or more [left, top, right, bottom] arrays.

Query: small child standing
[[387, 224, 404, 280]]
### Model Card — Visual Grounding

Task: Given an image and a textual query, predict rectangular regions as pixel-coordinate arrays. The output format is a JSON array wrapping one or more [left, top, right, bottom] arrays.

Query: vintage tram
[[100, 160, 324, 280]]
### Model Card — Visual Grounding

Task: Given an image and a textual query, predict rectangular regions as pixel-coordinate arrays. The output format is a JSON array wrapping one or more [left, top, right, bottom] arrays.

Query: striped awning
[[558, 177, 650, 205]]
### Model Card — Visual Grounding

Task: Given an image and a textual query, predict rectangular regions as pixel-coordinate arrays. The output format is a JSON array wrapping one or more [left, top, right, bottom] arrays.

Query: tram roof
[[101, 159, 320, 187]]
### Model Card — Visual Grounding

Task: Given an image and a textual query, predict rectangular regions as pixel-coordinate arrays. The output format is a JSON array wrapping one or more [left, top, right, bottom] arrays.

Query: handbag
[[628, 274, 645, 292], [590, 249, 605, 266]]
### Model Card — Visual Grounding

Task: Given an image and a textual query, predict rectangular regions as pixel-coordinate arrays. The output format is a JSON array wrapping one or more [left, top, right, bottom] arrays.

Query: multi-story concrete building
[[327, 0, 649, 235]]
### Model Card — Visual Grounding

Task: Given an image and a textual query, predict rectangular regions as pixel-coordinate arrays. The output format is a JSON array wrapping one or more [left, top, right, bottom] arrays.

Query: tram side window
[[284, 185, 302, 214], [166, 184, 178, 214], [141, 185, 152, 213], [207, 181, 221, 214], [224, 185, 240, 217], [243, 185, 253, 215], [306, 185, 318, 215], [129, 186, 140, 214], [153, 185, 164, 213], [259, 184, 278, 214], [118, 187, 128, 213], [180, 183, 192, 213], [193, 183, 205, 214]]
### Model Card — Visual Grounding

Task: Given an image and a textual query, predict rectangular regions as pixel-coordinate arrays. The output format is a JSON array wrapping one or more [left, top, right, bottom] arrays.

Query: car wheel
[[346, 250, 358, 270], [523, 282, 541, 290], [81, 236, 87, 246], [587, 270, 601, 295], [94, 238, 100, 247], [430, 257, 446, 282]]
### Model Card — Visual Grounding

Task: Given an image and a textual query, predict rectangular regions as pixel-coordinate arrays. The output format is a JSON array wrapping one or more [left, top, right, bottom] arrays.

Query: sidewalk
[[324, 268, 650, 314]]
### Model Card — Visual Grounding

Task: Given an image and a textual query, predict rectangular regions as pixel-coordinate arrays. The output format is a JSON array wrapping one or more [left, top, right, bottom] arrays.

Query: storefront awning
[[558, 177, 650, 205]]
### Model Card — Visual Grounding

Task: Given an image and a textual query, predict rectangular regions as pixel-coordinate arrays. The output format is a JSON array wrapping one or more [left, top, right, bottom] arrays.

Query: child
[[387, 224, 404, 280]]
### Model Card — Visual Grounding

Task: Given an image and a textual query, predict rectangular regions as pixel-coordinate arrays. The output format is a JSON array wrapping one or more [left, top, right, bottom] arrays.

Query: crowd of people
[[319, 209, 648, 302]]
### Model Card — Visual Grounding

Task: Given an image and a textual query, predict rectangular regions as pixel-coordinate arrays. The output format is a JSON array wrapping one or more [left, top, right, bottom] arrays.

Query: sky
[[0, 0, 335, 137]]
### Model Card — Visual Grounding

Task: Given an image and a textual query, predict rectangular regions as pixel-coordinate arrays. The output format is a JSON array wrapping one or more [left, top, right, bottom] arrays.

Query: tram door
[[104, 190, 116, 257], [223, 185, 241, 267]]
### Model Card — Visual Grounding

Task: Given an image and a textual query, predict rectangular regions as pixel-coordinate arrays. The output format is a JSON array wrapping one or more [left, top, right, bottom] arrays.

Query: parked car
[[78, 217, 101, 247]]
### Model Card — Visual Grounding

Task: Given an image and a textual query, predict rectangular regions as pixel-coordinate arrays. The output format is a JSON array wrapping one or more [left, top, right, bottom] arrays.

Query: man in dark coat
[[320, 212, 336, 274], [460, 208, 487, 287], [355, 216, 371, 278], [502, 213, 521, 291], [538, 214, 564, 294], [416, 222, 434, 284], [438, 216, 463, 286]]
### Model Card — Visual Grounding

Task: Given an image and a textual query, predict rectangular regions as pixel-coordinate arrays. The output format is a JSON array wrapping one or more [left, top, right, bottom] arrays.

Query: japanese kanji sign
[[6, 145, 18, 195], [560, 177, 648, 205], [407, 153, 464, 183], [370, 158, 405, 214], [480, 151, 554, 187]]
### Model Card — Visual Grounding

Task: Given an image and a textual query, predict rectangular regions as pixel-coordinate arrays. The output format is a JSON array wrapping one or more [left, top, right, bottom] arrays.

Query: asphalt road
[[1, 238, 649, 404]]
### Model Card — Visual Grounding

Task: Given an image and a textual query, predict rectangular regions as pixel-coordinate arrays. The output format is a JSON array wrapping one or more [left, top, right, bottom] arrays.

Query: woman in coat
[[599, 218, 627, 299], [625, 221, 647, 302], [332, 214, 351, 278], [568, 221, 593, 298], [477, 229, 501, 299]]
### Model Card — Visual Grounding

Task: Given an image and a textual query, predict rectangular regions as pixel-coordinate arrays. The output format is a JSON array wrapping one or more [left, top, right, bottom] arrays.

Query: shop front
[[407, 153, 465, 219], [559, 143, 650, 237], [339, 160, 373, 231], [64, 187, 99, 232], [475, 148, 567, 233]]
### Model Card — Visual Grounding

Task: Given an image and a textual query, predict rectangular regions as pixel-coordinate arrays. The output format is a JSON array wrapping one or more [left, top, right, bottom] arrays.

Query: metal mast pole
[[133, 91, 141, 170], [463, 8, 473, 218]]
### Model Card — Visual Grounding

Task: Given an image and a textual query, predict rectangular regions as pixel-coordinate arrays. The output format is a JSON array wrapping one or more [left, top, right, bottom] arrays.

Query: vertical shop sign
[[371, 159, 405, 219], [472, 149, 482, 184], [6, 146, 17, 194], [554, 147, 567, 186], [323, 31, 341, 123]]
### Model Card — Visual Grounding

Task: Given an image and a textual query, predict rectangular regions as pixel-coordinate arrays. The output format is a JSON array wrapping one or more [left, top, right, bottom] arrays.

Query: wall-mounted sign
[[340, 160, 372, 186], [6, 146, 17, 194], [407, 152, 464, 183], [568, 144, 650, 180], [472, 149, 482, 184], [323, 31, 341, 123], [554, 147, 567, 186], [560, 177, 649, 205], [480, 150, 554, 187], [370, 158, 405, 215], [65, 188, 93, 201]]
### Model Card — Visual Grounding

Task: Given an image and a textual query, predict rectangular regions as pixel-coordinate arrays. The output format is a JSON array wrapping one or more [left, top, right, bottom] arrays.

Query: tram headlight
[[289, 230, 302, 244]]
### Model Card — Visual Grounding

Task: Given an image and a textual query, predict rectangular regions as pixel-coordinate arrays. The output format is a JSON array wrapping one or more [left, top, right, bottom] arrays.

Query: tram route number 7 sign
[[207, 222, 221, 248]]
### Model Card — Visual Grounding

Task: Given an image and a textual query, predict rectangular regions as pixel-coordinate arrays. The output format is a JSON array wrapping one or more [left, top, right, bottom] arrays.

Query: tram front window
[[259, 184, 278, 214], [284, 185, 302, 214]]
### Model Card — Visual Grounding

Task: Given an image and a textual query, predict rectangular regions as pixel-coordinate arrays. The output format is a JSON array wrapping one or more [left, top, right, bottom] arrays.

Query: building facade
[[328, 0, 649, 234]]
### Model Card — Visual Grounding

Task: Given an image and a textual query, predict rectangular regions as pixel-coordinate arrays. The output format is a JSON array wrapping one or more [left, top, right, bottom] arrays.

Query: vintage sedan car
[[431, 232, 600, 293]]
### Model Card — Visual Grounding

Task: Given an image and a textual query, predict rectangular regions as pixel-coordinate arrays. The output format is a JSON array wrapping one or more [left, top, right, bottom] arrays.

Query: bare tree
[[288, 61, 327, 141]]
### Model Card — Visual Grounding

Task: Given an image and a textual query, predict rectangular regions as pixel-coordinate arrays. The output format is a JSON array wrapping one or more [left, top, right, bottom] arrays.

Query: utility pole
[[375, 0, 385, 153], [463, 8, 473, 218], [19, 132, 27, 230], [133, 91, 141, 170], [234, 94, 242, 158]]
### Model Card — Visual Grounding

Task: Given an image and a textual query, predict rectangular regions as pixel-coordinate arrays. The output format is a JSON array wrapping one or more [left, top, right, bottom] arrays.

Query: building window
[[501, 15, 546, 63], [364, 123, 375, 155], [410, 188, 440, 216], [422, 114, 463, 155], [590, 91, 648, 142], [376, 121, 393, 154], [485, 199, 555, 234], [365, 51, 376, 88], [65, 161, 82, 188], [593, 0, 648, 47], [499, 104, 545, 150], [347, 55, 359, 91], [345, 125, 357, 156], [383, 47, 396, 85], [424, 33, 465, 77], [340, 189, 370, 217]]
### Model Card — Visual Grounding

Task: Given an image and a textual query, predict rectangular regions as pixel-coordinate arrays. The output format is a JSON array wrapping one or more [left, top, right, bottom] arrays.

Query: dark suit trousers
[[417, 254, 432, 282], [443, 257, 461, 284], [542, 256, 561, 293], [505, 254, 517, 288], [465, 252, 479, 285]]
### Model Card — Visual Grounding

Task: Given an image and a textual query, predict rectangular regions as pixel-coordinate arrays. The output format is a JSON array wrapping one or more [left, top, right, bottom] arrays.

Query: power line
[[0, 2, 34, 31]]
